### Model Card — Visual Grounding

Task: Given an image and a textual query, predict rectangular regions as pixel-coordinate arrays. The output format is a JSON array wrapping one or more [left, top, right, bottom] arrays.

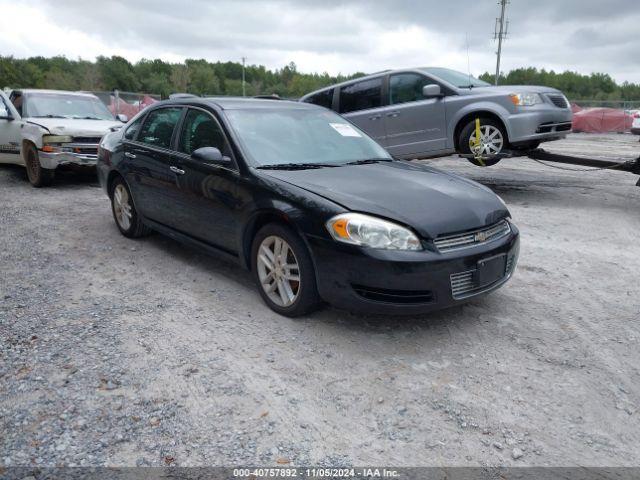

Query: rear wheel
[[458, 118, 507, 166], [251, 223, 321, 317], [25, 143, 55, 187], [109, 177, 152, 238]]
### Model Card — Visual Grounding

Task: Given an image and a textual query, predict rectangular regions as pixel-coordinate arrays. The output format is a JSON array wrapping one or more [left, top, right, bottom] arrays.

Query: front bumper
[[307, 224, 520, 315], [506, 105, 573, 145], [39, 149, 98, 170]]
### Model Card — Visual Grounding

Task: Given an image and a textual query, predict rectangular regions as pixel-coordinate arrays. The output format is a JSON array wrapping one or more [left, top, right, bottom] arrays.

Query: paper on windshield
[[329, 123, 361, 137]]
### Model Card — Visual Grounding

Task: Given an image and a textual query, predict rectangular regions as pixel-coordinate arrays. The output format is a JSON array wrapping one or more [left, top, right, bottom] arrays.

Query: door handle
[[124, 152, 136, 159], [386, 111, 399, 118], [369, 114, 382, 120], [170, 166, 185, 175]]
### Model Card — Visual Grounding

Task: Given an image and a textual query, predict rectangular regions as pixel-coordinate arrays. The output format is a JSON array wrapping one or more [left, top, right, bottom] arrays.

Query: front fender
[[447, 101, 513, 145], [21, 122, 48, 149]]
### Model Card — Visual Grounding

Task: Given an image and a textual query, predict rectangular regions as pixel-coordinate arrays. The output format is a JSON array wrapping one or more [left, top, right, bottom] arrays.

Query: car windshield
[[25, 93, 115, 120], [423, 67, 491, 88], [225, 107, 392, 167]]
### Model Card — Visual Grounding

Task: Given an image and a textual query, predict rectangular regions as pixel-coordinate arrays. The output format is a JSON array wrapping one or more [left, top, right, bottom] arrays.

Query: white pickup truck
[[0, 89, 127, 187]]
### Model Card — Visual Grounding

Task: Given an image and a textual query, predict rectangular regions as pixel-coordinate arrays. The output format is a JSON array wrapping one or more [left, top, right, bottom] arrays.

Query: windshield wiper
[[73, 115, 104, 120], [344, 158, 393, 165], [33, 114, 68, 118], [256, 163, 341, 170]]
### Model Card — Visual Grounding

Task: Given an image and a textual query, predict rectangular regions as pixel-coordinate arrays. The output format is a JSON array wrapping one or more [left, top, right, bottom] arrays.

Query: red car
[[572, 107, 634, 134]]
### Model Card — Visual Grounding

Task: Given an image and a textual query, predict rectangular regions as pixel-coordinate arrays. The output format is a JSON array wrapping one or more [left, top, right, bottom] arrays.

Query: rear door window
[[339, 78, 382, 114], [389, 73, 431, 105], [304, 89, 334, 110], [138, 107, 183, 149]]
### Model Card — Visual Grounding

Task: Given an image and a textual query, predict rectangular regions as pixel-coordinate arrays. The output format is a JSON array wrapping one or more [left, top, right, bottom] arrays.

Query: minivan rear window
[[339, 78, 382, 114], [304, 89, 334, 110]]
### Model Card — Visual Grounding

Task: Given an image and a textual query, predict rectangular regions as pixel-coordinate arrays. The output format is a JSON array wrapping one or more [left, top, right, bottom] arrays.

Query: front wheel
[[251, 223, 321, 317], [458, 118, 507, 167], [25, 144, 55, 187]]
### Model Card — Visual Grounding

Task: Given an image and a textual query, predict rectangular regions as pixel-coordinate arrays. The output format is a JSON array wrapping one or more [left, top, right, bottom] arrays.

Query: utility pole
[[241, 57, 246, 97], [493, 0, 509, 85]]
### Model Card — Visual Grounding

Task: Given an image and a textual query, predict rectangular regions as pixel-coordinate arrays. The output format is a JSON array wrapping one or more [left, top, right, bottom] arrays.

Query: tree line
[[1, 55, 639, 101], [0, 55, 360, 99]]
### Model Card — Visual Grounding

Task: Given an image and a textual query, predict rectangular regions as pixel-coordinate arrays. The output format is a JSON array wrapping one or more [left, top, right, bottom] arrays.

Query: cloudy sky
[[1, 0, 638, 83]]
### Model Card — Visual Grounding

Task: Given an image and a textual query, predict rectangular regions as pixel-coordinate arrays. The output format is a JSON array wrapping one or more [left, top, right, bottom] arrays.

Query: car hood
[[259, 161, 509, 239], [25, 117, 123, 136], [461, 85, 563, 96]]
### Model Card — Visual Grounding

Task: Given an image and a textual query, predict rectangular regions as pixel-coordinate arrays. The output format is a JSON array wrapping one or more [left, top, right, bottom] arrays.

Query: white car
[[631, 110, 640, 135], [0, 89, 126, 186]]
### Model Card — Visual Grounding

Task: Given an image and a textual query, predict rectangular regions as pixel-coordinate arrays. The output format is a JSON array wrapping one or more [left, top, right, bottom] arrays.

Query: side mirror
[[116, 114, 128, 123], [191, 147, 231, 165], [422, 84, 442, 98]]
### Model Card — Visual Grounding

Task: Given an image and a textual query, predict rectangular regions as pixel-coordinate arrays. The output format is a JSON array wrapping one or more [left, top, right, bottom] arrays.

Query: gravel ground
[[1, 133, 639, 468]]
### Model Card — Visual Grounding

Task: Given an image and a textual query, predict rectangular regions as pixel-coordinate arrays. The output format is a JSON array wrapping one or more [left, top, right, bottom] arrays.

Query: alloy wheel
[[469, 125, 504, 155], [113, 184, 133, 231], [257, 235, 301, 307]]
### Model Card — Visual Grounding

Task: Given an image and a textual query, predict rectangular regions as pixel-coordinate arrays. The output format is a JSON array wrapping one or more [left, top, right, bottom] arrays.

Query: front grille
[[352, 285, 434, 305], [434, 220, 511, 252], [72, 136, 102, 144], [546, 94, 569, 109], [450, 254, 517, 300]]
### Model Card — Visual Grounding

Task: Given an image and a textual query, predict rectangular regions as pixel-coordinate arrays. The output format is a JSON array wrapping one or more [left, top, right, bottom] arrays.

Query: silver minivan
[[300, 67, 573, 166]]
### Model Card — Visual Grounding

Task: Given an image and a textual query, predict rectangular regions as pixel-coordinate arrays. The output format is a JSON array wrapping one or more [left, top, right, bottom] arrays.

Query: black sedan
[[97, 97, 519, 317]]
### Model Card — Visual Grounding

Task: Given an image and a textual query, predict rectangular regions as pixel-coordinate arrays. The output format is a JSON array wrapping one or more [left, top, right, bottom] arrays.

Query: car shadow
[[0, 164, 99, 188]]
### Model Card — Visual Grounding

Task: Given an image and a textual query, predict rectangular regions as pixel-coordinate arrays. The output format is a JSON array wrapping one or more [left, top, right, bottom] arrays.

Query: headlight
[[326, 213, 422, 251], [43, 135, 73, 144], [509, 93, 543, 106]]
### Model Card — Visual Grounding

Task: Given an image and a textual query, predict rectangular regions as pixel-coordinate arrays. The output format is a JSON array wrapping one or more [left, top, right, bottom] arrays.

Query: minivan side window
[[339, 78, 382, 114], [304, 89, 334, 110], [389, 73, 431, 105], [179, 108, 231, 157], [138, 107, 183, 149], [123, 115, 145, 141]]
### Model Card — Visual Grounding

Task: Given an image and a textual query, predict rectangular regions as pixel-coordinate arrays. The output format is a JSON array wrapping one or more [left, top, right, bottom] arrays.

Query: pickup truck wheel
[[459, 118, 507, 167], [25, 144, 55, 187], [110, 178, 152, 238]]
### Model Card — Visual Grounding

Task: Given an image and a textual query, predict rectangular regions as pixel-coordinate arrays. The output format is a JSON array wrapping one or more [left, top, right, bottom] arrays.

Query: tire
[[251, 223, 321, 317], [25, 143, 55, 187], [458, 117, 508, 167], [109, 176, 152, 238]]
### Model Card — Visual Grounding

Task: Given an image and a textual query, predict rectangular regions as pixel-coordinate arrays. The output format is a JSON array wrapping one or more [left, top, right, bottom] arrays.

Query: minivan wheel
[[459, 118, 507, 166], [109, 177, 152, 238], [25, 144, 55, 187], [251, 223, 321, 317]]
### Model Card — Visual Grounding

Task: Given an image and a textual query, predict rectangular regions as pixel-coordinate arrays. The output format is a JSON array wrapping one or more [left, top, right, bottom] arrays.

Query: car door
[[339, 77, 388, 144], [123, 106, 183, 226], [384, 72, 447, 157], [167, 107, 241, 253], [0, 91, 23, 164]]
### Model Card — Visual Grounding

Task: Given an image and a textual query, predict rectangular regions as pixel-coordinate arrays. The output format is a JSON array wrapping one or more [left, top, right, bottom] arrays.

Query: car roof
[[300, 67, 443, 98], [156, 96, 321, 111], [16, 89, 100, 98]]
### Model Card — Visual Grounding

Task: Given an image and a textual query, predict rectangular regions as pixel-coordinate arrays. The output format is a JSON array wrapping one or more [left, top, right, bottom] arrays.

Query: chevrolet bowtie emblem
[[475, 231, 488, 242]]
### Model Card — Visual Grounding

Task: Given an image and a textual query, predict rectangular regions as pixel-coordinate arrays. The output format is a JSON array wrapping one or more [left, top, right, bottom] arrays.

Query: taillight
[[634, 113, 640, 118]]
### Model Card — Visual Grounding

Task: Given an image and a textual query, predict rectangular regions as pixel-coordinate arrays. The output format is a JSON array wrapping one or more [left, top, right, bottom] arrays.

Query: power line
[[493, 0, 509, 86]]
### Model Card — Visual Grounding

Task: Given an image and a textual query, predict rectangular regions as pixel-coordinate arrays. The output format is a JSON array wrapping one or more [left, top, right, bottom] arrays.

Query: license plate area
[[476, 254, 507, 287]]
